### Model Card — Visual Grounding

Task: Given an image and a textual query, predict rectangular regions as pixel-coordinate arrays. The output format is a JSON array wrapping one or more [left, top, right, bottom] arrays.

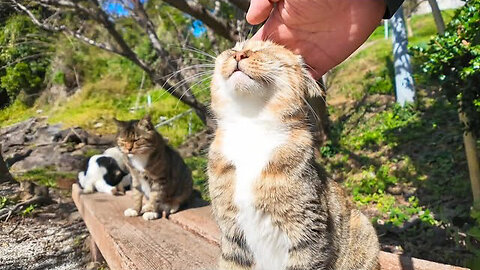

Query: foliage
[[414, 0, 480, 137], [0, 14, 51, 104], [184, 156, 209, 201], [343, 104, 419, 150], [0, 97, 35, 127], [364, 68, 394, 95], [1, 62, 43, 97], [21, 204, 36, 216], [350, 165, 398, 196], [0, 196, 9, 209], [319, 141, 339, 158]]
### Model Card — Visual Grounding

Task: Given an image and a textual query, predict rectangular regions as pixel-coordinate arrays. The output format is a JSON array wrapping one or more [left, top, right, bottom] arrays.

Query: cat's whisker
[[157, 67, 214, 101], [160, 64, 215, 87], [173, 75, 213, 110], [182, 56, 216, 64], [163, 71, 213, 98], [178, 45, 217, 60], [152, 69, 214, 104], [265, 74, 322, 122]]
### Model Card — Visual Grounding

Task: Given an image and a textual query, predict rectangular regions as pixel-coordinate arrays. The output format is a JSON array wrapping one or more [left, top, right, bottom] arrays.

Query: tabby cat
[[208, 40, 379, 270], [114, 115, 193, 220]]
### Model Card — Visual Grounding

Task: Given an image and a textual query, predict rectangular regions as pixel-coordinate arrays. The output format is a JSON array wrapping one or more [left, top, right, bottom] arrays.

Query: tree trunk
[[406, 17, 414, 37], [0, 144, 14, 184], [459, 111, 480, 209], [428, 0, 446, 35], [390, 6, 416, 105]]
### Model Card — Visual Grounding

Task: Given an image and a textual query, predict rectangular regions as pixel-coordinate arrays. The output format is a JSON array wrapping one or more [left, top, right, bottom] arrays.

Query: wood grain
[[72, 184, 469, 270], [72, 184, 219, 270]]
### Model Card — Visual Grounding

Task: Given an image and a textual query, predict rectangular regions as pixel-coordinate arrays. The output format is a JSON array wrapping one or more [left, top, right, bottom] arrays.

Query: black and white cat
[[78, 147, 131, 195]]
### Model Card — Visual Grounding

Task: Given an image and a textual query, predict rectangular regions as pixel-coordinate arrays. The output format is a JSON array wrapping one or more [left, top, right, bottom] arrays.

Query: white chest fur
[[128, 153, 151, 197], [220, 114, 290, 270], [128, 153, 149, 172]]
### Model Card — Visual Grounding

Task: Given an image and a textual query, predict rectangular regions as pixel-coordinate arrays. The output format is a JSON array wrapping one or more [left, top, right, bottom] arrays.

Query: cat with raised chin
[[208, 40, 379, 270]]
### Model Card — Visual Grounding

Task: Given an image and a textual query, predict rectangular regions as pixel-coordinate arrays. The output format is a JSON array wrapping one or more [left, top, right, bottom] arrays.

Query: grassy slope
[[325, 10, 477, 267]]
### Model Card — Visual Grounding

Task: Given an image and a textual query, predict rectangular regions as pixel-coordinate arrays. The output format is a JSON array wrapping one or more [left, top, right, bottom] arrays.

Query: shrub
[[414, 0, 480, 137]]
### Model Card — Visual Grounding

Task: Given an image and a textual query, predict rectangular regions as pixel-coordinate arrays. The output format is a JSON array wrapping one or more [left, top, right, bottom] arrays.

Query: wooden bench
[[71, 184, 469, 270]]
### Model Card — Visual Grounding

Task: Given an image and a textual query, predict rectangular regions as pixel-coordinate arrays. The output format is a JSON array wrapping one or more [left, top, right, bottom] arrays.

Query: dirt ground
[[0, 181, 92, 270]]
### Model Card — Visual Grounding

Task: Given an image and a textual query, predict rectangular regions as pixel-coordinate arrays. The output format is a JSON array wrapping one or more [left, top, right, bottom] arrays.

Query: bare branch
[[163, 0, 239, 42], [37, 0, 93, 15], [129, 0, 168, 59], [10, 0, 122, 55]]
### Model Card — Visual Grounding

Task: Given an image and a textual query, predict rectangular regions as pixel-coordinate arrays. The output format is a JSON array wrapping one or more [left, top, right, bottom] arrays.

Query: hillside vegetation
[[325, 9, 478, 267]]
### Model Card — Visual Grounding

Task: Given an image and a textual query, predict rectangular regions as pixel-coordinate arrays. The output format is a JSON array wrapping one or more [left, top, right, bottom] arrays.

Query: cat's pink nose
[[234, 51, 248, 62]]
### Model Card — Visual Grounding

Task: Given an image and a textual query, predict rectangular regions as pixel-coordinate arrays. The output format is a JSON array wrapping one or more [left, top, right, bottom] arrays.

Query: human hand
[[247, 0, 386, 79]]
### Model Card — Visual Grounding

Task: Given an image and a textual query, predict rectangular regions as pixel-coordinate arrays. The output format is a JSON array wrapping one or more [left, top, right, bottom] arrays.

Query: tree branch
[[129, 0, 169, 60], [162, 0, 239, 42], [37, 0, 94, 15], [228, 0, 249, 12], [10, 0, 122, 55]]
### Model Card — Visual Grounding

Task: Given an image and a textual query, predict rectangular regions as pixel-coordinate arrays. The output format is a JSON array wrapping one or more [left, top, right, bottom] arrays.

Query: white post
[[384, 20, 389, 39], [390, 7, 415, 105]]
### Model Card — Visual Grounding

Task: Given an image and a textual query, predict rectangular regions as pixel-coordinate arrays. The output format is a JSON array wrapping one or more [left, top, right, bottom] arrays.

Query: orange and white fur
[[208, 40, 379, 270]]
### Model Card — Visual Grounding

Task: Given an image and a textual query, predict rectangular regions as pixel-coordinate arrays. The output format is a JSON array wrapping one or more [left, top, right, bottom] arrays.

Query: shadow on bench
[[71, 184, 468, 270]]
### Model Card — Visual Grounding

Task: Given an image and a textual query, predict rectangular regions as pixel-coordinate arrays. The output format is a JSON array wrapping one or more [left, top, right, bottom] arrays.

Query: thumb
[[246, 0, 277, 25]]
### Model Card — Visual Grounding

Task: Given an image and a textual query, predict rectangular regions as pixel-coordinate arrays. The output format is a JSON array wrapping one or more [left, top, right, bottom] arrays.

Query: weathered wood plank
[[168, 194, 469, 270], [73, 184, 469, 270], [72, 184, 219, 270]]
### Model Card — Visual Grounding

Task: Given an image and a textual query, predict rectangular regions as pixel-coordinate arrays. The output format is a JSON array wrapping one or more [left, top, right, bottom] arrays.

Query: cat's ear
[[303, 71, 325, 99], [142, 114, 152, 122], [138, 114, 154, 130]]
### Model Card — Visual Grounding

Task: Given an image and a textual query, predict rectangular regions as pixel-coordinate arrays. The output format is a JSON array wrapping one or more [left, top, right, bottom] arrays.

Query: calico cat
[[78, 147, 131, 195], [114, 115, 193, 220], [208, 40, 379, 270]]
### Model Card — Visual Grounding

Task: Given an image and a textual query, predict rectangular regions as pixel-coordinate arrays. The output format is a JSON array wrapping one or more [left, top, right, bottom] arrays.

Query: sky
[[102, 0, 207, 37]]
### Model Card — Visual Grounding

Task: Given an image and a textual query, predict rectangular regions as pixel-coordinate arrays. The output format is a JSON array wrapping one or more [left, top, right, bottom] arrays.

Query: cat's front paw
[[141, 204, 154, 213], [142, 211, 159, 220], [111, 187, 125, 196], [82, 187, 94, 194], [124, 208, 139, 217]]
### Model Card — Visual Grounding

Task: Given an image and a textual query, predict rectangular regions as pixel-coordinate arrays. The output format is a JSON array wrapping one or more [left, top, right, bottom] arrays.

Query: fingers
[[246, 0, 278, 25]]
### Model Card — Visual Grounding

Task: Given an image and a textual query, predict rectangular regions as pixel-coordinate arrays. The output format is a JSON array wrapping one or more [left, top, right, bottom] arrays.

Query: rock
[[75, 143, 86, 150], [68, 211, 82, 223], [0, 118, 114, 174]]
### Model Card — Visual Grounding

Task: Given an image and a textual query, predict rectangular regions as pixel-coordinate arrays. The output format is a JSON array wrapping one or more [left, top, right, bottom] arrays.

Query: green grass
[[329, 9, 456, 105], [0, 98, 35, 127], [16, 167, 77, 188], [46, 76, 206, 146]]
